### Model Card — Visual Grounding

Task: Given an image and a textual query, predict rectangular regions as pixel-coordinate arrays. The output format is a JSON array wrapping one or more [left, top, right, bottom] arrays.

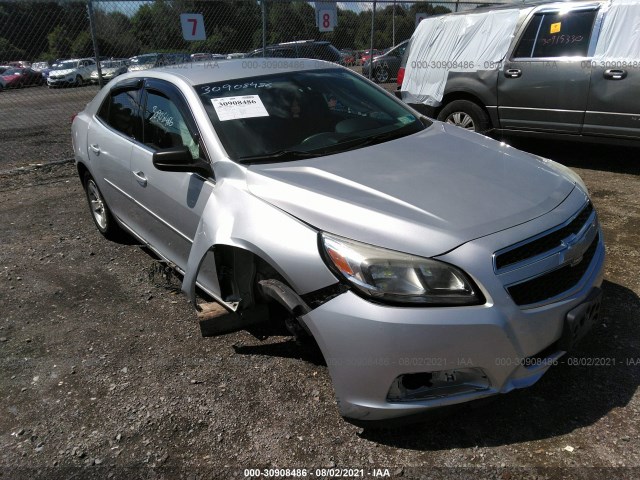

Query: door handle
[[603, 69, 627, 80], [89, 144, 100, 155], [504, 69, 522, 79], [133, 171, 147, 187]]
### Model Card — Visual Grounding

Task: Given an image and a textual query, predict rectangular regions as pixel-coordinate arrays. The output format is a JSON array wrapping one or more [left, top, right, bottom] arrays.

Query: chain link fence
[[0, 0, 505, 170]]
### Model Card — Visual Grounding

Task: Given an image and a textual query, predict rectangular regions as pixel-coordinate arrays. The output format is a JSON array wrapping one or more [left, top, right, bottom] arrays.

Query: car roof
[[128, 58, 342, 86], [448, 0, 603, 15]]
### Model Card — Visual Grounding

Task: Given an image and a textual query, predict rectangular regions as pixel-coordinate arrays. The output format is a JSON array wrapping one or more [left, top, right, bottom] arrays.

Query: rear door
[[584, 3, 640, 139], [497, 5, 601, 133], [86, 79, 143, 224], [128, 78, 215, 272]]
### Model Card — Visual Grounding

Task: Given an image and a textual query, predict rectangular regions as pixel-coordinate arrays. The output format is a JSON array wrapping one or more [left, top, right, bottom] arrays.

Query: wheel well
[[211, 245, 290, 310], [76, 162, 89, 186], [210, 245, 318, 341], [438, 92, 492, 127]]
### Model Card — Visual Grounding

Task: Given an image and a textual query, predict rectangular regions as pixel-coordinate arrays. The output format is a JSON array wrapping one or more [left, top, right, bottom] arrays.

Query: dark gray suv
[[399, 1, 640, 144]]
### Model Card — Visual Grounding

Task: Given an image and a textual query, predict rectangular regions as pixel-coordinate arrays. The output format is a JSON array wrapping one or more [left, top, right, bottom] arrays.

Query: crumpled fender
[[181, 167, 338, 305]]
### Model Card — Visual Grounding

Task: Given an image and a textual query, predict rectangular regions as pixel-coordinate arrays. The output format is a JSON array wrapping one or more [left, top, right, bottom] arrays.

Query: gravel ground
[[0, 84, 99, 171], [1, 88, 640, 479]]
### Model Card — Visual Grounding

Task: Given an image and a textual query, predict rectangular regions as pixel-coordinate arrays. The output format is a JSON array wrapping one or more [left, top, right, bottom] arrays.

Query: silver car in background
[[71, 60, 604, 424], [90, 58, 128, 84]]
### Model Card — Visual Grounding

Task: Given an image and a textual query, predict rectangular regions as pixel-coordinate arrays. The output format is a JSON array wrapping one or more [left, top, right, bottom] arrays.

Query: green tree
[[93, 10, 138, 58], [70, 31, 92, 58], [46, 25, 72, 59], [131, 0, 185, 53], [0, 37, 26, 61]]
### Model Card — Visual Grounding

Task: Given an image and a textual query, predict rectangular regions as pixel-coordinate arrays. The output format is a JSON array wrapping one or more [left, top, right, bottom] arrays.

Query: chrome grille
[[507, 232, 599, 306], [495, 201, 593, 271], [493, 200, 600, 307]]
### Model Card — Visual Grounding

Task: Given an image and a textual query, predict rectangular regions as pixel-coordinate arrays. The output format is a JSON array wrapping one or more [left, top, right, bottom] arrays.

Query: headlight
[[320, 233, 483, 306]]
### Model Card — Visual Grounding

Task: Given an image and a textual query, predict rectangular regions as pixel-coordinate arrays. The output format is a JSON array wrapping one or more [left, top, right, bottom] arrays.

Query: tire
[[437, 99, 491, 133], [374, 66, 389, 83], [75, 75, 83, 87], [83, 172, 122, 240]]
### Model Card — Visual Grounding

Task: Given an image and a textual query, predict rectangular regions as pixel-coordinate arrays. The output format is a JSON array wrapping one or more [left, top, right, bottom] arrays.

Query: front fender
[[181, 172, 338, 304]]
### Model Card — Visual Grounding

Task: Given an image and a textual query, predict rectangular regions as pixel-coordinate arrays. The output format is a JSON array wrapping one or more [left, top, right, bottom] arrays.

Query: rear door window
[[514, 9, 598, 58], [97, 87, 143, 140]]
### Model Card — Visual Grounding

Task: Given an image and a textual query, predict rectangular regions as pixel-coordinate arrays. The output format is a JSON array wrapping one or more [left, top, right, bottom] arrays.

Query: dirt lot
[[0, 84, 98, 172], [1, 100, 640, 478]]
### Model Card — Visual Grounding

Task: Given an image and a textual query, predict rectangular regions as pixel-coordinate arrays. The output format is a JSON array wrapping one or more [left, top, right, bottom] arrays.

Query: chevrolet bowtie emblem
[[560, 220, 596, 267]]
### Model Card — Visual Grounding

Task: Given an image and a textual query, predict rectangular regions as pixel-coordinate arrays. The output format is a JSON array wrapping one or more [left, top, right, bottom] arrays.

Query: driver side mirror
[[152, 146, 213, 179]]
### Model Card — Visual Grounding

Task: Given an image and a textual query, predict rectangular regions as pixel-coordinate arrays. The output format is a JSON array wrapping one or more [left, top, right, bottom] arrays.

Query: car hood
[[246, 123, 576, 257]]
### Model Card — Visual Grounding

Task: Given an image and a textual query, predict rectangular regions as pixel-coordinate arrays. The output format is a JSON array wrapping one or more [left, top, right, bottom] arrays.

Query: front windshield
[[2, 68, 20, 75], [54, 61, 77, 70], [197, 68, 425, 162], [100, 60, 124, 68]]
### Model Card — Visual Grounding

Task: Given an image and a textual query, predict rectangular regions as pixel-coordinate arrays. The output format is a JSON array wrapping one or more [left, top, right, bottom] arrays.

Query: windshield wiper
[[237, 149, 322, 164], [318, 123, 422, 154]]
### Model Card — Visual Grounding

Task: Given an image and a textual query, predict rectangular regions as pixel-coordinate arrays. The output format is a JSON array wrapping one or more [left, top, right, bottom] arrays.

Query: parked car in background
[[128, 53, 165, 72], [362, 40, 409, 83], [165, 53, 192, 66], [8, 60, 31, 68], [31, 61, 51, 72], [129, 53, 191, 72], [191, 53, 225, 62], [246, 40, 341, 63], [72, 60, 604, 424], [47, 58, 96, 87], [399, 0, 640, 143], [90, 58, 128, 84], [359, 49, 381, 65], [39, 59, 66, 79], [226, 52, 245, 60], [0, 67, 44, 88], [339, 49, 357, 66]]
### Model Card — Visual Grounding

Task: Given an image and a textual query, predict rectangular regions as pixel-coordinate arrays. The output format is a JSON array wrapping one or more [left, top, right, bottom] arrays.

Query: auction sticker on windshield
[[211, 95, 269, 121]]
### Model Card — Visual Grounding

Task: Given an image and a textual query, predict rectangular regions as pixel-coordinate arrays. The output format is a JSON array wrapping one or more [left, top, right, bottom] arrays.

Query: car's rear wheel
[[374, 66, 389, 83], [83, 172, 122, 240], [437, 99, 491, 133]]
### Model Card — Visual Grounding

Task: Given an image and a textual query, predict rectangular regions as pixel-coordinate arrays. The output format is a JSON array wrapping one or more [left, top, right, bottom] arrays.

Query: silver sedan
[[71, 60, 605, 424]]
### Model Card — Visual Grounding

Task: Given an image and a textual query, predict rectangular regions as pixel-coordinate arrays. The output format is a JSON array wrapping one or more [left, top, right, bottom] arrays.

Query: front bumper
[[47, 76, 75, 86], [300, 191, 605, 422]]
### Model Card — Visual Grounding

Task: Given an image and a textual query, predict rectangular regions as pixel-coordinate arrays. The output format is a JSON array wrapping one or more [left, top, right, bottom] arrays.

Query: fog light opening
[[401, 372, 433, 390], [387, 368, 490, 402]]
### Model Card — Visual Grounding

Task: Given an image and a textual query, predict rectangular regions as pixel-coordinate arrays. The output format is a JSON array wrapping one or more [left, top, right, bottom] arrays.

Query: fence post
[[392, 0, 396, 46], [455, 0, 460, 12], [369, 0, 376, 80], [87, 0, 103, 87], [261, 0, 267, 57]]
